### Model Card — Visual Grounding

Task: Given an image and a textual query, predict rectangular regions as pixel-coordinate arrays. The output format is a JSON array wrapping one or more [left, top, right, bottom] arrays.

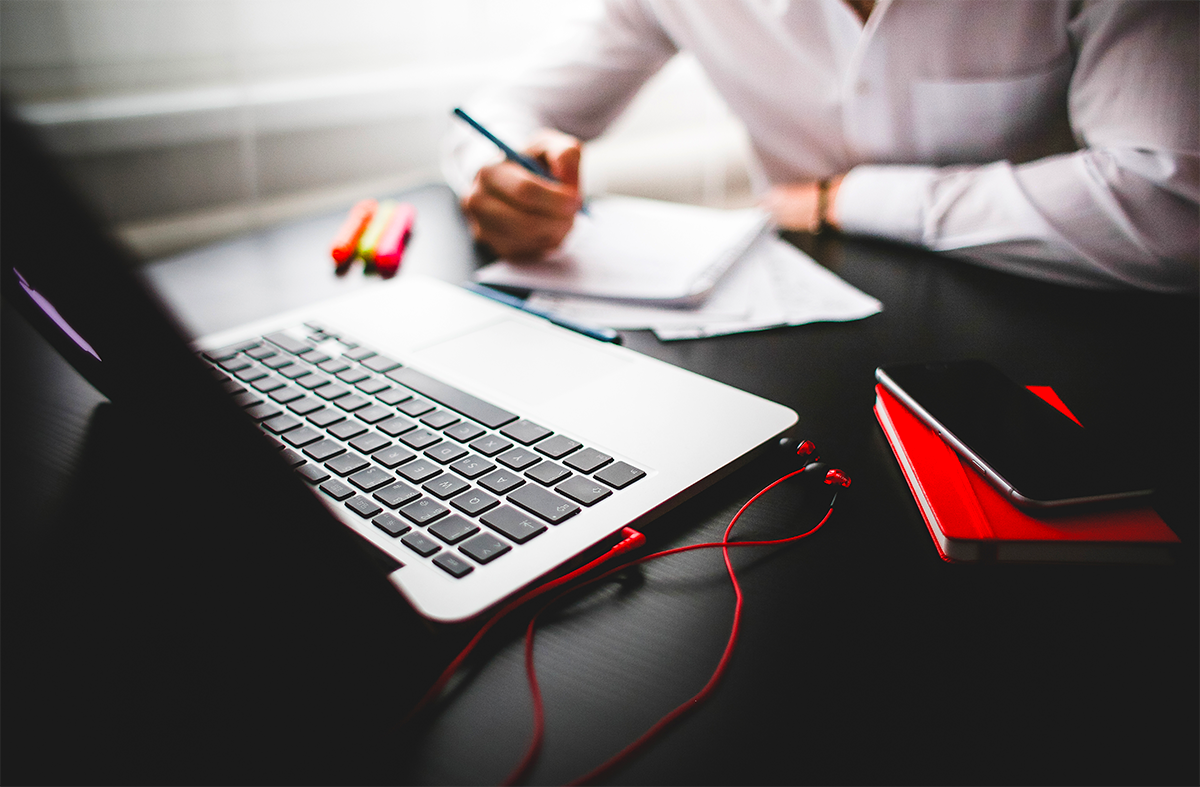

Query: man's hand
[[762, 175, 845, 233], [462, 129, 584, 261]]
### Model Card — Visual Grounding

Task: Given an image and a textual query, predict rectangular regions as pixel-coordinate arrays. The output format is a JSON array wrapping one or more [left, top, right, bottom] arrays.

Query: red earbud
[[824, 468, 852, 488], [794, 439, 819, 463], [799, 460, 852, 490], [782, 441, 851, 489]]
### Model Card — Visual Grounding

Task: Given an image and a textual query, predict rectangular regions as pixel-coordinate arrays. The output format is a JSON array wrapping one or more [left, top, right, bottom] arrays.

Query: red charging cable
[[406, 461, 842, 785]]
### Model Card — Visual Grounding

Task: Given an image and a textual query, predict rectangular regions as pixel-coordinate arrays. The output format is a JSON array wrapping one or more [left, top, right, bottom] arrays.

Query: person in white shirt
[[443, 0, 1198, 292]]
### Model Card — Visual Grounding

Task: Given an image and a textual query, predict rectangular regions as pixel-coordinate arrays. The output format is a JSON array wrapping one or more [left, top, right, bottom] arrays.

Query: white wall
[[2, 0, 753, 259]]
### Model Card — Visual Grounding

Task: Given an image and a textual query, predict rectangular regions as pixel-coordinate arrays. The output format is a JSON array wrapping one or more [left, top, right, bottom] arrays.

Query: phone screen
[[877, 361, 1152, 509]]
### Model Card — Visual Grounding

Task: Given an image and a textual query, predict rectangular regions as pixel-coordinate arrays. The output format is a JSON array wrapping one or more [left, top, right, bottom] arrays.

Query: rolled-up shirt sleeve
[[441, 0, 677, 195], [837, 1, 1199, 292]]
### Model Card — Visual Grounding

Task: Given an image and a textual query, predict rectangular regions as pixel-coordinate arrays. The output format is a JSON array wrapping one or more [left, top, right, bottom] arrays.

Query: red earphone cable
[[403, 527, 646, 728], [505, 465, 838, 786]]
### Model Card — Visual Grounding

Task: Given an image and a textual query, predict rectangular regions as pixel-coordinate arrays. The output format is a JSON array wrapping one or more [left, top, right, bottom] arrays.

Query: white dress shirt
[[443, 0, 1198, 292]]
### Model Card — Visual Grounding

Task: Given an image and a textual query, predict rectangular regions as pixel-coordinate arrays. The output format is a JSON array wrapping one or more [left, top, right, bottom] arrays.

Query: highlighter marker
[[330, 198, 377, 265], [356, 199, 397, 264], [374, 203, 416, 274]]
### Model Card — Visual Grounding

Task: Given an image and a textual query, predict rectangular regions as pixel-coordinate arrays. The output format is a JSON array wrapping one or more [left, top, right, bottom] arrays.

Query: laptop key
[[298, 350, 331, 365], [336, 367, 370, 385], [217, 356, 252, 373], [373, 446, 416, 469], [429, 515, 479, 545], [481, 506, 546, 544], [317, 358, 352, 374], [264, 331, 309, 355], [307, 408, 344, 428], [402, 532, 441, 557], [460, 532, 512, 564], [377, 415, 417, 437], [268, 386, 305, 405], [451, 454, 495, 479], [433, 553, 474, 578], [400, 429, 441, 450], [526, 461, 569, 486], [498, 447, 540, 471], [349, 432, 390, 454], [470, 435, 513, 456], [508, 485, 580, 524], [501, 419, 552, 445], [451, 488, 499, 516], [316, 384, 351, 400], [327, 452, 369, 476], [445, 422, 486, 443], [478, 469, 524, 495], [399, 498, 449, 526], [536, 434, 582, 459], [329, 420, 368, 441], [319, 479, 355, 500], [595, 461, 647, 489], [287, 396, 325, 416], [335, 394, 370, 411], [280, 449, 305, 467], [361, 354, 401, 373], [297, 374, 332, 390], [387, 367, 518, 430], [245, 403, 281, 421], [421, 409, 460, 430], [204, 341, 257, 362], [398, 458, 441, 483], [355, 404, 394, 424], [262, 414, 302, 433], [373, 480, 420, 509], [245, 345, 276, 361], [423, 473, 469, 499], [556, 475, 613, 506], [296, 463, 331, 484], [376, 387, 411, 406], [372, 512, 410, 538], [282, 426, 323, 448], [303, 438, 346, 462], [425, 442, 468, 465], [234, 365, 268, 383], [278, 363, 312, 379], [250, 375, 285, 393], [345, 495, 383, 519], [349, 466, 394, 492], [356, 377, 390, 395], [398, 398, 436, 417]]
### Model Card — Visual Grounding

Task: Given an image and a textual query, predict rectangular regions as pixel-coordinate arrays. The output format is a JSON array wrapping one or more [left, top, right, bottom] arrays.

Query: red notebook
[[874, 383, 1179, 564]]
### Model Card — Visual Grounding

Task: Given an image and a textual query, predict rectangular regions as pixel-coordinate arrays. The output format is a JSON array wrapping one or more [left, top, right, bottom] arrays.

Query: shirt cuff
[[835, 164, 940, 245]]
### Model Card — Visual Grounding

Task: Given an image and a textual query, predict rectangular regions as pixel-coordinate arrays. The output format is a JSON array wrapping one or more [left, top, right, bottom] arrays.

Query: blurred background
[[2, 0, 754, 260]]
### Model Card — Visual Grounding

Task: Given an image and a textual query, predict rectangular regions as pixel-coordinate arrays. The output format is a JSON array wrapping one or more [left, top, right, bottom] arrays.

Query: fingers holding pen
[[464, 162, 577, 260]]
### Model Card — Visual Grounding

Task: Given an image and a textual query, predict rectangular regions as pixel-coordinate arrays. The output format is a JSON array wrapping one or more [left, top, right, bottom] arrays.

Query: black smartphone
[[875, 360, 1153, 510]]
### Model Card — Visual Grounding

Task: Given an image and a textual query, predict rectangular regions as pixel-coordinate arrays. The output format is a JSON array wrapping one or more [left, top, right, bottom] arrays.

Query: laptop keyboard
[[200, 322, 645, 580]]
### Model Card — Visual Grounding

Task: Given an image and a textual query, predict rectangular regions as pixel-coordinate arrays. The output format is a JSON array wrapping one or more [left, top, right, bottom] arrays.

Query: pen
[[452, 107, 589, 215], [465, 283, 621, 344]]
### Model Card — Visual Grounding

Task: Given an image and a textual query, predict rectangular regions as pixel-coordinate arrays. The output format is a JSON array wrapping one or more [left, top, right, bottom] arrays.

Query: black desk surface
[[3, 183, 1197, 785]]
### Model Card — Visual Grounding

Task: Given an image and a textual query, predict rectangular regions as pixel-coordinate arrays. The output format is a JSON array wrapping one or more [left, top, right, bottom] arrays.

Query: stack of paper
[[473, 195, 881, 340]]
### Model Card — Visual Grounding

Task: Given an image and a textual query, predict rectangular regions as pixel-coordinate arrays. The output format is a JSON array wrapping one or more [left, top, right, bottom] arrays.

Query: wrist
[[815, 176, 844, 234]]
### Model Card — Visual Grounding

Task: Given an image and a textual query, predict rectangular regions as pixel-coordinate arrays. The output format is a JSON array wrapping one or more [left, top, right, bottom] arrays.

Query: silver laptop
[[5, 104, 797, 624]]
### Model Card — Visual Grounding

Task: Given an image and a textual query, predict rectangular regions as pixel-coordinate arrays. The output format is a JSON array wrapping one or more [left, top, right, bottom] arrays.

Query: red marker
[[373, 202, 416, 274], [330, 198, 377, 265]]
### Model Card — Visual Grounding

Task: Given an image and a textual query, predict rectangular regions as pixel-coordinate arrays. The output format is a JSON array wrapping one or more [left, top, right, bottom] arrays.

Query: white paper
[[474, 195, 770, 305], [526, 237, 882, 340]]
